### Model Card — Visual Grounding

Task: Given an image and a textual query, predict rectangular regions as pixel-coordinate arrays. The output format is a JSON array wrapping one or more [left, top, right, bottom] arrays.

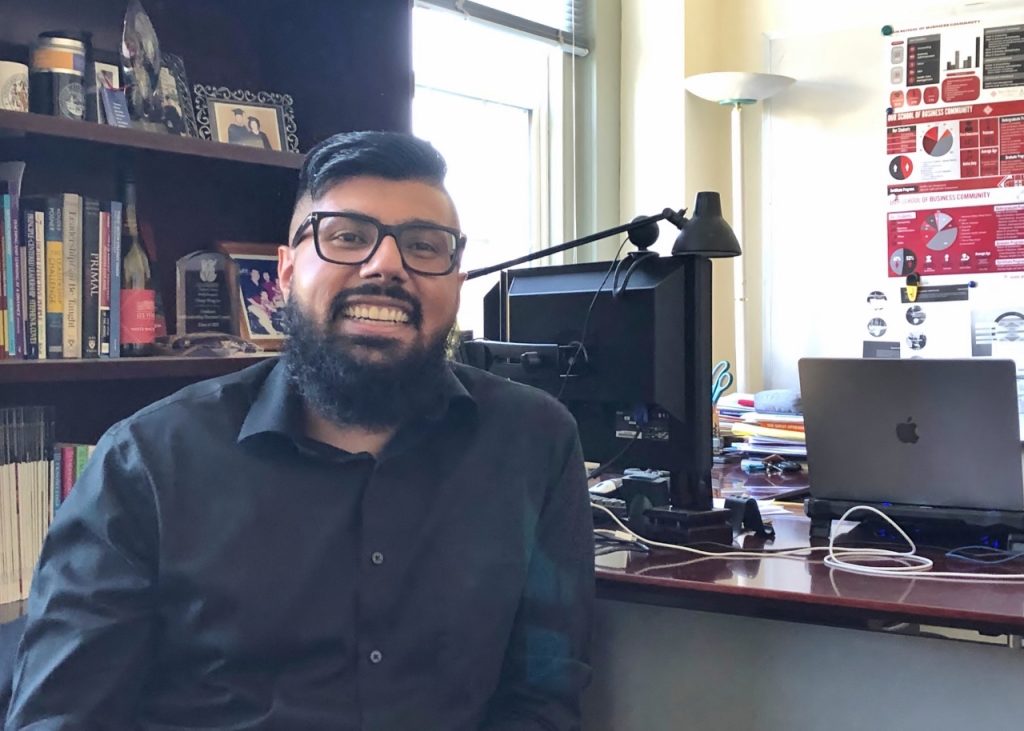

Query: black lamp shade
[[671, 192, 742, 258]]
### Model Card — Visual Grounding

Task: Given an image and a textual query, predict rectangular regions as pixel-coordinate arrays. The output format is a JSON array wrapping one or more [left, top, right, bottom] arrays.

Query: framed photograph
[[157, 53, 198, 137], [194, 85, 298, 152], [218, 241, 286, 350]]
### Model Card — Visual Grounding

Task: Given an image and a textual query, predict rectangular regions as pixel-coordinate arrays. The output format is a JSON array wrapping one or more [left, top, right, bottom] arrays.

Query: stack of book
[[729, 412, 806, 458], [0, 405, 94, 604], [0, 406, 53, 605], [715, 392, 755, 437], [0, 161, 124, 361]]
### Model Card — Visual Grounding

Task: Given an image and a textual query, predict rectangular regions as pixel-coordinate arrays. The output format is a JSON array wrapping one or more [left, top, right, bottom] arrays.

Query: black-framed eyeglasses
[[291, 211, 467, 276]]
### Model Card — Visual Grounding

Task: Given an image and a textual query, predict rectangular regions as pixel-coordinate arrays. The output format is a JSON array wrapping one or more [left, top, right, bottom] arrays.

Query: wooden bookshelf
[[0, 0, 412, 449], [0, 109, 304, 169], [0, 354, 276, 384]]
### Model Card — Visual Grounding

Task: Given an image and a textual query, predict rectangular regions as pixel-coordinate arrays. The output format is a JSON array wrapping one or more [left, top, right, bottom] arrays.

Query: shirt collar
[[237, 358, 478, 447]]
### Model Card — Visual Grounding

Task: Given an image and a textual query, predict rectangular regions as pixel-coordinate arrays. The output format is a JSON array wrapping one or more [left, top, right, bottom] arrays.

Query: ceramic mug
[[0, 61, 29, 112]]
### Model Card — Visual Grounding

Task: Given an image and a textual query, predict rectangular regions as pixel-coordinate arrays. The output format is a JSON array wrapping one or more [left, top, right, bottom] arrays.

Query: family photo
[[211, 100, 284, 151], [234, 254, 285, 342]]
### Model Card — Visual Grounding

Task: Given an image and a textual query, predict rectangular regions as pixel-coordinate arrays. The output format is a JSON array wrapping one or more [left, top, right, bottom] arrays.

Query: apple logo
[[896, 417, 919, 444]]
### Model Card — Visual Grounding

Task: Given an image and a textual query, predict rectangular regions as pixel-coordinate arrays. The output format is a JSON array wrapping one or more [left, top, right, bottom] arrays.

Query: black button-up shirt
[[7, 359, 594, 730]]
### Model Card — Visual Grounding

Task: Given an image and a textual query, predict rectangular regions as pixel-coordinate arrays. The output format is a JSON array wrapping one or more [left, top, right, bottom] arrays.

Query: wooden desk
[[584, 466, 1024, 731]]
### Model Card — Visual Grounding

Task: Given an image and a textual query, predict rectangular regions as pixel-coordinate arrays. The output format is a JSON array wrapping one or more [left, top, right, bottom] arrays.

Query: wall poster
[[878, 15, 1024, 434]]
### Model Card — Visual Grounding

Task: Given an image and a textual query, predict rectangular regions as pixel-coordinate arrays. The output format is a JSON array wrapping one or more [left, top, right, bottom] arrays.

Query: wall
[[619, 0, 738, 371], [617, 0, 1021, 390], [700, 0, 1022, 389]]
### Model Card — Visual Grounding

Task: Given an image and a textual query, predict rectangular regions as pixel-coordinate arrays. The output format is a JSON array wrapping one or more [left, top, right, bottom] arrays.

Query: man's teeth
[[343, 305, 410, 323]]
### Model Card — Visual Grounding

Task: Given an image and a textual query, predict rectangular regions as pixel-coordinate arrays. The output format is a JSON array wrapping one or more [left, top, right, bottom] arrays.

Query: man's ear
[[278, 245, 294, 301]]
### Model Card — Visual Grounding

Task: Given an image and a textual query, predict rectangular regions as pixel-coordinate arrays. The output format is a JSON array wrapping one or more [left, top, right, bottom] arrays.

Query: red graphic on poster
[[924, 87, 940, 104], [887, 126, 917, 154], [887, 204, 1024, 276], [889, 155, 914, 180], [941, 74, 980, 103], [907, 88, 922, 106], [890, 90, 905, 109], [923, 127, 955, 156]]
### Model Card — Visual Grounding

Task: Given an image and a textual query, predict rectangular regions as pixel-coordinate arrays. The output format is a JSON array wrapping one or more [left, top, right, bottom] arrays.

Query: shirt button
[[371, 551, 385, 565], [369, 649, 383, 664]]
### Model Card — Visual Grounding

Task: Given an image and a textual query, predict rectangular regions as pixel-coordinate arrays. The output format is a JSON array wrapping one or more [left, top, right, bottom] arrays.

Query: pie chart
[[921, 210, 958, 251], [922, 127, 954, 157], [889, 155, 914, 180]]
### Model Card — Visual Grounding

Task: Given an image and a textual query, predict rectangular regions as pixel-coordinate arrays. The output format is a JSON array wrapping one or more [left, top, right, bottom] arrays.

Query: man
[[6, 131, 594, 730], [227, 107, 251, 143]]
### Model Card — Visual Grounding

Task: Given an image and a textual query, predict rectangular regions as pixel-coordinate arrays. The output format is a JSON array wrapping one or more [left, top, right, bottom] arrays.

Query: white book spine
[[35, 210, 47, 359]]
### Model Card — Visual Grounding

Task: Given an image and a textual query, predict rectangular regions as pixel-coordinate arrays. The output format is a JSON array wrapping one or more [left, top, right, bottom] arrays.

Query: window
[[413, 5, 564, 338]]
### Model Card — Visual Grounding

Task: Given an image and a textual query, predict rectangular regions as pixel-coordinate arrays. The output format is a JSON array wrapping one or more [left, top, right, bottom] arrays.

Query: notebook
[[798, 358, 1024, 512]]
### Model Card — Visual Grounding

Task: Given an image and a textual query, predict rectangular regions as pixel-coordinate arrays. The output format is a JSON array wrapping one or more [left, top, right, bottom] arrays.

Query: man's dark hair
[[232, 108, 244, 115], [296, 130, 448, 203]]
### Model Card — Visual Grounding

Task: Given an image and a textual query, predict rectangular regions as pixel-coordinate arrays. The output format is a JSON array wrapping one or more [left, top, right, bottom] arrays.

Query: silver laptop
[[799, 358, 1024, 512]]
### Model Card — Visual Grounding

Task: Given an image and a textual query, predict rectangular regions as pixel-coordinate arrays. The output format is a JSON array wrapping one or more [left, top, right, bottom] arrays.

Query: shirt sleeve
[[5, 425, 159, 729], [482, 423, 595, 731]]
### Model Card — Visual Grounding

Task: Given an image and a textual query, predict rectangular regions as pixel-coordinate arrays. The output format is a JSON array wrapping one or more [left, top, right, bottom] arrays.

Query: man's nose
[[359, 235, 407, 281]]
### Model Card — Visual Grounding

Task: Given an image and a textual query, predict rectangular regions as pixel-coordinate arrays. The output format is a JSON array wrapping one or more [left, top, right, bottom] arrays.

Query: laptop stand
[[806, 497, 1024, 551]]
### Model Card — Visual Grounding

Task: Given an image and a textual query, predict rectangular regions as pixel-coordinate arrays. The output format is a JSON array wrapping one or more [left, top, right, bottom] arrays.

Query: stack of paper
[[729, 412, 807, 457], [715, 392, 755, 437]]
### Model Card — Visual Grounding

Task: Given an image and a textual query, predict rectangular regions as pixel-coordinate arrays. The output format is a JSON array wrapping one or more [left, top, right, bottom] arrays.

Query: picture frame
[[194, 85, 299, 152], [217, 241, 286, 350], [158, 53, 198, 137]]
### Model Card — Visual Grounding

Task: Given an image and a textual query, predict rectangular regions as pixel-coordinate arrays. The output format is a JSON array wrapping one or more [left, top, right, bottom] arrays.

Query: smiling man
[[6, 131, 594, 730]]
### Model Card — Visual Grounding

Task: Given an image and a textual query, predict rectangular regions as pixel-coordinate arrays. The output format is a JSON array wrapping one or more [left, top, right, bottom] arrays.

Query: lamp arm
[[466, 208, 688, 280]]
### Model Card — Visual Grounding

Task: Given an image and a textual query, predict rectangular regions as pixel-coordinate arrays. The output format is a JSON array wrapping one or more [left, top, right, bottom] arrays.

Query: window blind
[[416, 0, 589, 54]]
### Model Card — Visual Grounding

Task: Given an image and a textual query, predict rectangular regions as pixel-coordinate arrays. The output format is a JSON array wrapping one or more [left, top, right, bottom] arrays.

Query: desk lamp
[[683, 71, 795, 393]]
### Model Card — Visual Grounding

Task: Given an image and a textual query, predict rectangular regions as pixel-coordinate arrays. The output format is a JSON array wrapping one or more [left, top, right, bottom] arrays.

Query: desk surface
[[596, 465, 1024, 635]]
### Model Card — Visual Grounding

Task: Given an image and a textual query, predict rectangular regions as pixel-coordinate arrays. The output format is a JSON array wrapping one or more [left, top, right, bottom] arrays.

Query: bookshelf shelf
[[0, 109, 304, 170], [0, 354, 276, 384]]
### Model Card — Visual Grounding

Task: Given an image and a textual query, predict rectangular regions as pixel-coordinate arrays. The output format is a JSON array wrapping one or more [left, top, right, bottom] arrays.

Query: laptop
[[798, 358, 1024, 512]]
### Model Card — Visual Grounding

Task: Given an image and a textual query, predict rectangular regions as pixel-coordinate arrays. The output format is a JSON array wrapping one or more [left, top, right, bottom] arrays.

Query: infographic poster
[[875, 16, 1024, 433], [885, 21, 1024, 278]]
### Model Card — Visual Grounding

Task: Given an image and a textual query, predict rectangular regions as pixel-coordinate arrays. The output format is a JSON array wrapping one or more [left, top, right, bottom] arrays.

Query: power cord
[[590, 502, 1024, 582]]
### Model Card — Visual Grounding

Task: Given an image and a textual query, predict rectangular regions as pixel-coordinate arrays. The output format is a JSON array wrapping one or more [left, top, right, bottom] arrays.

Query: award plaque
[[175, 250, 235, 336]]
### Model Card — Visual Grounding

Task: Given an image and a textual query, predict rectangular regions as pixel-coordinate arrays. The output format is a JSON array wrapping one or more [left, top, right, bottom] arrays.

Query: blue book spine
[[109, 200, 122, 358], [52, 444, 63, 514], [3, 194, 14, 356]]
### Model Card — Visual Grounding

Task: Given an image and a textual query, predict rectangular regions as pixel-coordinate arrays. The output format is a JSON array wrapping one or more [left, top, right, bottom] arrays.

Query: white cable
[[591, 502, 1024, 582]]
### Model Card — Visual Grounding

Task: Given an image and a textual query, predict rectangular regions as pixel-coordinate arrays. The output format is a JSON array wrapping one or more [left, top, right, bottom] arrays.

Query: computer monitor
[[473, 255, 714, 511]]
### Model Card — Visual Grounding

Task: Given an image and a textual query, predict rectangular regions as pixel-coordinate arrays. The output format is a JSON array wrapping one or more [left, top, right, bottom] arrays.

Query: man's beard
[[282, 286, 451, 430]]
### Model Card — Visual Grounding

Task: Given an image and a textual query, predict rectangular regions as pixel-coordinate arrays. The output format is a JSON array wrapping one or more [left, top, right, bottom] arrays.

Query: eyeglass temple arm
[[465, 208, 687, 280]]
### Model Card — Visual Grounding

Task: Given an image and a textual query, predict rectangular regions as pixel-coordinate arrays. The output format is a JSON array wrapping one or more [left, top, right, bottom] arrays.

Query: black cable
[[587, 427, 643, 480], [611, 250, 658, 298], [555, 239, 628, 402]]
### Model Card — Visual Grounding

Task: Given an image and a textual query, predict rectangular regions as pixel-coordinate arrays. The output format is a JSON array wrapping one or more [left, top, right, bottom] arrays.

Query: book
[[44, 196, 64, 358], [34, 209, 46, 359], [100, 87, 132, 128], [0, 162, 26, 357], [22, 206, 38, 358], [108, 200, 122, 358], [62, 193, 82, 359], [81, 197, 101, 358], [98, 207, 111, 356]]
